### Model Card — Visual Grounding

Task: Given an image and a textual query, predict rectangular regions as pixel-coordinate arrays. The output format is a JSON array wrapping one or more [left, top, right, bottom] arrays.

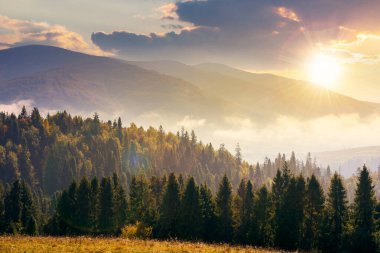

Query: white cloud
[[176, 115, 206, 129], [0, 15, 109, 55], [0, 99, 34, 114]]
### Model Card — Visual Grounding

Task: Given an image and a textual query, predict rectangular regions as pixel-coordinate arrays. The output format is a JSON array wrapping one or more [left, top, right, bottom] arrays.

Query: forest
[[1, 107, 380, 252]]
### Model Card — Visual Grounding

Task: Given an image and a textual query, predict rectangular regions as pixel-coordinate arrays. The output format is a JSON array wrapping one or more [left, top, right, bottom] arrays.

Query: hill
[[132, 60, 380, 121], [1, 45, 380, 125], [313, 146, 380, 177], [0, 45, 230, 122]]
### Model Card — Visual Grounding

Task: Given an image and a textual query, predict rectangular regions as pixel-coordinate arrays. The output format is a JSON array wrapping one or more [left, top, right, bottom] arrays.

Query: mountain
[[132, 60, 380, 121], [0, 45, 230, 122], [1, 45, 380, 126], [313, 146, 380, 177]]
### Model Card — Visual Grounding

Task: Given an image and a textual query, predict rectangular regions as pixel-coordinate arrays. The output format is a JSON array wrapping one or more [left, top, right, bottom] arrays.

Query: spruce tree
[[157, 173, 180, 238], [4, 180, 23, 232], [129, 176, 152, 225], [352, 165, 377, 253], [89, 177, 100, 233], [251, 186, 272, 247], [112, 173, 127, 231], [303, 175, 324, 250], [320, 173, 348, 253], [199, 184, 218, 242], [76, 177, 91, 233], [98, 177, 114, 234], [216, 175, 233, 242], [179, 177, 201, 240], [275, 177, 304, 250], [233, 179, 246, 242], [20, 181, 35, 233], [238, 180, 254, 244]]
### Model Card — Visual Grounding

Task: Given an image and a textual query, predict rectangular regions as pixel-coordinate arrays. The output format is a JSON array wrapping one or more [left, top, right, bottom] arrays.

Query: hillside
[[313, 146, 380, 177], [132, 60, 380, 120], [0, 45, 230, 122], [1, 45, 379, 125]]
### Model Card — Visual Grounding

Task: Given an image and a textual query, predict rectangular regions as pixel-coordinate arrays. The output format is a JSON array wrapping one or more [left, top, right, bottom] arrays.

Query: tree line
[[0, 107, 334, 196], [1, 163, 378, 252]]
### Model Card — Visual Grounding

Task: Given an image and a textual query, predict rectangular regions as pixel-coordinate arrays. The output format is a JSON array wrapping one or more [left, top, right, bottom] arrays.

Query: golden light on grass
[[307, 53, 342, 88], [0, 236, 285, 253]]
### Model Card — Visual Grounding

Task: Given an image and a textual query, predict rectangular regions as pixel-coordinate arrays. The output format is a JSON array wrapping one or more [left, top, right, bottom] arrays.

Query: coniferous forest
[[1, 107, 380, 252]]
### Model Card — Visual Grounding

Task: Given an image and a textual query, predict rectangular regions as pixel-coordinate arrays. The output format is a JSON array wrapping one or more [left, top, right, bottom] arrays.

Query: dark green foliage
[[275, 175, 305, 250], [156, 173, 180, 238], [89, 177, 100, 231], [179, 177, 201, 240], [235, 180, 254, 244], [199, 184, 218, 242], [216, 175, 233, 242], [128, 176, 153, 226], [302, 175, 324, 250], [112, 173, 128, 231], [3, 180, 38, 234], [320, 173, 349, 253], [352, 165, 377, 253], [98, 177, 114, 234], [76, 177, 92, 233], [251, 186, 272, 246]]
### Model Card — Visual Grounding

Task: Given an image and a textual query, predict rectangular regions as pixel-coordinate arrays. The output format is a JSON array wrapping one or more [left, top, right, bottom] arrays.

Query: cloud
[[91, 0, 380, 69], [0, 15, 108, 55], [208, 113, 380, 165], [157, 3, 178, 21], [176, 116, 206, 129], [0, 99, 34, 115]]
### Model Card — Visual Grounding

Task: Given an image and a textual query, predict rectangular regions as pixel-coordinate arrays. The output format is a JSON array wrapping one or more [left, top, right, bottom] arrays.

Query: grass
[[0, 236, 285, 253]]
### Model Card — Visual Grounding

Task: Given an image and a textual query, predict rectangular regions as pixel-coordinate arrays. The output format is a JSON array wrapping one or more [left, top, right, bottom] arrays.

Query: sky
[[0, 0, 380, 102], [1, 0, 380, 170]]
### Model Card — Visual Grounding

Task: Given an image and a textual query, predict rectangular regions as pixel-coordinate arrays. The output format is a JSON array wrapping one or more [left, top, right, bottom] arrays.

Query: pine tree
[[89, 177, 100, 233], [179, 177, 201, 240], [351, 165, 377, 253], [303, 175, 324, 250], [199, 184, 218, 242], [129, 176, 152, 225], [251, 186, 272, 246], [320, 173, 348, 253], [238, 180, 254, 244], [20, 181, 35, 233], [98, 177, 114, 234], [275, 176, 304, 250], [76, 177, 91, 233], [233, 179, 246, 242], [157, 173, 180, 238], [112, 173, 127, 231], [4, 180, 23, 233], [216, 175, 233, 242]]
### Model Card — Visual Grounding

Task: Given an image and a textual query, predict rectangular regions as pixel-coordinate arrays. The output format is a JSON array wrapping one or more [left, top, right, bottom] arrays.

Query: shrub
[[121, 222, 152, 240]]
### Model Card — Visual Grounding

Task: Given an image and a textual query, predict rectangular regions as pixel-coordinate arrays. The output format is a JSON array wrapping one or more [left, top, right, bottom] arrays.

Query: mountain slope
[[0, 45, 231, 121], [314, 146, 380, 177], [133, 61, 380, 120], [1, 45, 380, 125]]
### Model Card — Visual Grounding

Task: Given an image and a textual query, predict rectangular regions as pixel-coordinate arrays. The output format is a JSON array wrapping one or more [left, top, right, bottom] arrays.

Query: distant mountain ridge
[[1, 45, 380, 124], [314, 146, 380, 177]]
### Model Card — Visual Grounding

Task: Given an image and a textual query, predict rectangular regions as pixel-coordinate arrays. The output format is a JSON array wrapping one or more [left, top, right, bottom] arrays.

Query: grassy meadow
[[0, 236, 284, 253]]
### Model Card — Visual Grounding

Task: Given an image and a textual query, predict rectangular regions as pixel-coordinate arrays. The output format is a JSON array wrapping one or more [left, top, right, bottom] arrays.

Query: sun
[[307, 54, 342, 88]]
